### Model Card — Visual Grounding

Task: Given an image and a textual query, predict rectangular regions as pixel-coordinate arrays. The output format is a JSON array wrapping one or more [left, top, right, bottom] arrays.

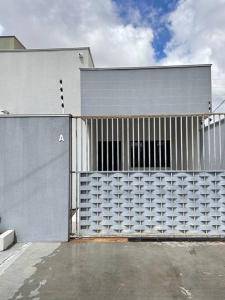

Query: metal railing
[[72, 113, 225, 172]]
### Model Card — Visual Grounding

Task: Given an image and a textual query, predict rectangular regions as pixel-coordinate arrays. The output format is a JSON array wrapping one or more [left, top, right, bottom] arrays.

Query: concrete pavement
[[1, 241, 225, 299]]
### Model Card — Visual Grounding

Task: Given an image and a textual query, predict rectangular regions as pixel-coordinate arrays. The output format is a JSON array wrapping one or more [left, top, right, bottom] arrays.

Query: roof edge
[[80, 64, 212, 71], [0, 46, 93, 53]]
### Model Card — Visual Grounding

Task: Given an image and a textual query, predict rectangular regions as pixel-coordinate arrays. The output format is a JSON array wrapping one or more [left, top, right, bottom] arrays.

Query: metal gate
[[72, 113, 225, 237]]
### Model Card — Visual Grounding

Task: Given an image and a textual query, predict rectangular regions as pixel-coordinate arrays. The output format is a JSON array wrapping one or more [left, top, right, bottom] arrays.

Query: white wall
[[0, 48, 94, 115]]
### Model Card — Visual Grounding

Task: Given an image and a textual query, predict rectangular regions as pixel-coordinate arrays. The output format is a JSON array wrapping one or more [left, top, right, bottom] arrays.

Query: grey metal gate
[[72, 114, 225, 237]]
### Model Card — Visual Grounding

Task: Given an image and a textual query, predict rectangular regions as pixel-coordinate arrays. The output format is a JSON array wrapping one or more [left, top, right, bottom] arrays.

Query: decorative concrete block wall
[[79, 172, 225, 237]]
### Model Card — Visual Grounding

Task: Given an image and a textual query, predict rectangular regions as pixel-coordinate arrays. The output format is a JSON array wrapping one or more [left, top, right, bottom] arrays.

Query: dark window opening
[[98, 141, 121, 171], [130, 141, 170, 168]]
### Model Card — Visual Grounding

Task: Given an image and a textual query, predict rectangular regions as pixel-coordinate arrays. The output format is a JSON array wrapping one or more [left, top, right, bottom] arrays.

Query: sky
[[0, 0, 225, 109]]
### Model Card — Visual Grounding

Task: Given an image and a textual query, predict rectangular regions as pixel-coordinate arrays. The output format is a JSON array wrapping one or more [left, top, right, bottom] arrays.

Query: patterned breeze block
[[79, 172, 225, 237]]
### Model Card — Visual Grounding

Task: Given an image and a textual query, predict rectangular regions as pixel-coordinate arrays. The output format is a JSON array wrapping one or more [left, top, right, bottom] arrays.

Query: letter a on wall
[[59, 134, 64, 142]]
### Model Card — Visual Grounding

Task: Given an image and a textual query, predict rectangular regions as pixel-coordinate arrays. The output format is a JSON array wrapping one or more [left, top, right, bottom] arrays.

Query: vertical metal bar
[[132, 118, 135, 170], [81, 118, 83, 171], [180, 117, 183, 170], [143, 117, 145, 171], [197, 116, 200, 170], [127, 118, 129, 171], [170, 117, 172, 171], [101, 118, 103, 171], [96, 118, 98, 171], [202, 116, 205, 170], [213, 114, 216, 167], [106, 118, 108, 172], [175, 117, 178, 170], [159, 117, 161, 171], [164, 117, 167, 170], [154, 117, 156, 170], [75, 118, 78, 235], [148, 117, 151, 170], [112, 118, 114, 171], [138, 117, 140, 170], [186, 116, 189, 171], [86, 119, 89, 172], [117, 118, 119, 171], [90, 118, 93, 171], [208, 116, 211, 169], [219, 114, 222, 168], [191, 116, 194, 170], [75, 118, 78, 172], [122, 118, 124, 171]]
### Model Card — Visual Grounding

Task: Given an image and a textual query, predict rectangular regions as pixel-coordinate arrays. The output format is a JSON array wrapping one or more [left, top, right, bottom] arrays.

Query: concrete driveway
[[1, 241, 225, 300]]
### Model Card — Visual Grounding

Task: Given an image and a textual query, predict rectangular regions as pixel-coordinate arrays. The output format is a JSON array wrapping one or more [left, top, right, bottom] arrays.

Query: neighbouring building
[[0, 36, 94, 115]]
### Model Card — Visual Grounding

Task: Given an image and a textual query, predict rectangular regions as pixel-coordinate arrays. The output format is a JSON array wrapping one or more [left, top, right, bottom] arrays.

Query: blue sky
[[114, 0, 179, 60]]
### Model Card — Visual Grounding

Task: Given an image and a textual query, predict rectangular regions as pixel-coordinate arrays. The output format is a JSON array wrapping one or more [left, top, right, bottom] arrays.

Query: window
[[98, 141, 121, 171], [130, 141, 170, 168]]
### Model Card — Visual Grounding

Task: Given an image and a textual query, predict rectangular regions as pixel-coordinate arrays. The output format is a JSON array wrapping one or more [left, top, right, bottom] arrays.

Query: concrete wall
[[0, 48, 94, 115], [0, 116, 71, 242], [81, 65, 211, 115]]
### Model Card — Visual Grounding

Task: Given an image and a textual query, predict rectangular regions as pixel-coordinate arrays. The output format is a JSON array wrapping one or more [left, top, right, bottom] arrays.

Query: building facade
[[1, 36, 225, 240]]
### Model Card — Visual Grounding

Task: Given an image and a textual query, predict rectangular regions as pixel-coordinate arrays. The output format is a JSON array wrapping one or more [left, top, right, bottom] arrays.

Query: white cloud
[[162, 0, 225, 109], [0, 0, 155, 67]]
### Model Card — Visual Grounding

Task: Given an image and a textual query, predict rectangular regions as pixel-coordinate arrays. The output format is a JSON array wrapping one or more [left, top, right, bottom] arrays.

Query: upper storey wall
[[81, 65, 211, 115]]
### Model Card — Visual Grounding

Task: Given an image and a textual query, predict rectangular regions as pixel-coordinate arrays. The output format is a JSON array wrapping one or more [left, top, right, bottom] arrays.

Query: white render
[[0, 48, 94, 115]]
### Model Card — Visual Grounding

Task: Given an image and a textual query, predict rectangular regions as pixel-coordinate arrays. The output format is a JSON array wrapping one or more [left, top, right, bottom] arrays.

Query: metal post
[[148, 117, 151, 170], [117, 118, 119, 171], [170, 117, 172, 171], [106, 118, 108, 171], [191, 116, 194, 170], [81, 119, 83, 171], [219, 114, 222, 168], [138, 117, 140, 171], [202, 116, 205, 170], [127, 118, 129, 171], [159, 117, 161, 171], [91, 118, 93, 171], [197, 116, 200, 170], [143, 117, 145, 171], [101, 119, 103, 171], [186, 116, 189, 171], [112, 118, 114, 171], [175, 117, 178, 170], [180, 117, 183, 170], [154, 117, 156, 170], [96, 118, 98, 171], [132, 118, 135, 170], [208, 116, 211, 169], [164, 117, 167, 170], [122, 118, 124, 171]]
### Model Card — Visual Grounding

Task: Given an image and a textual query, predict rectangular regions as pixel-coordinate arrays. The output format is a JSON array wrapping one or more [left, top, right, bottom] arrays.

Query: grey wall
[[0, 48, 94, 115], [81, 65, 211, 115], [0, 116, 71, 242]]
